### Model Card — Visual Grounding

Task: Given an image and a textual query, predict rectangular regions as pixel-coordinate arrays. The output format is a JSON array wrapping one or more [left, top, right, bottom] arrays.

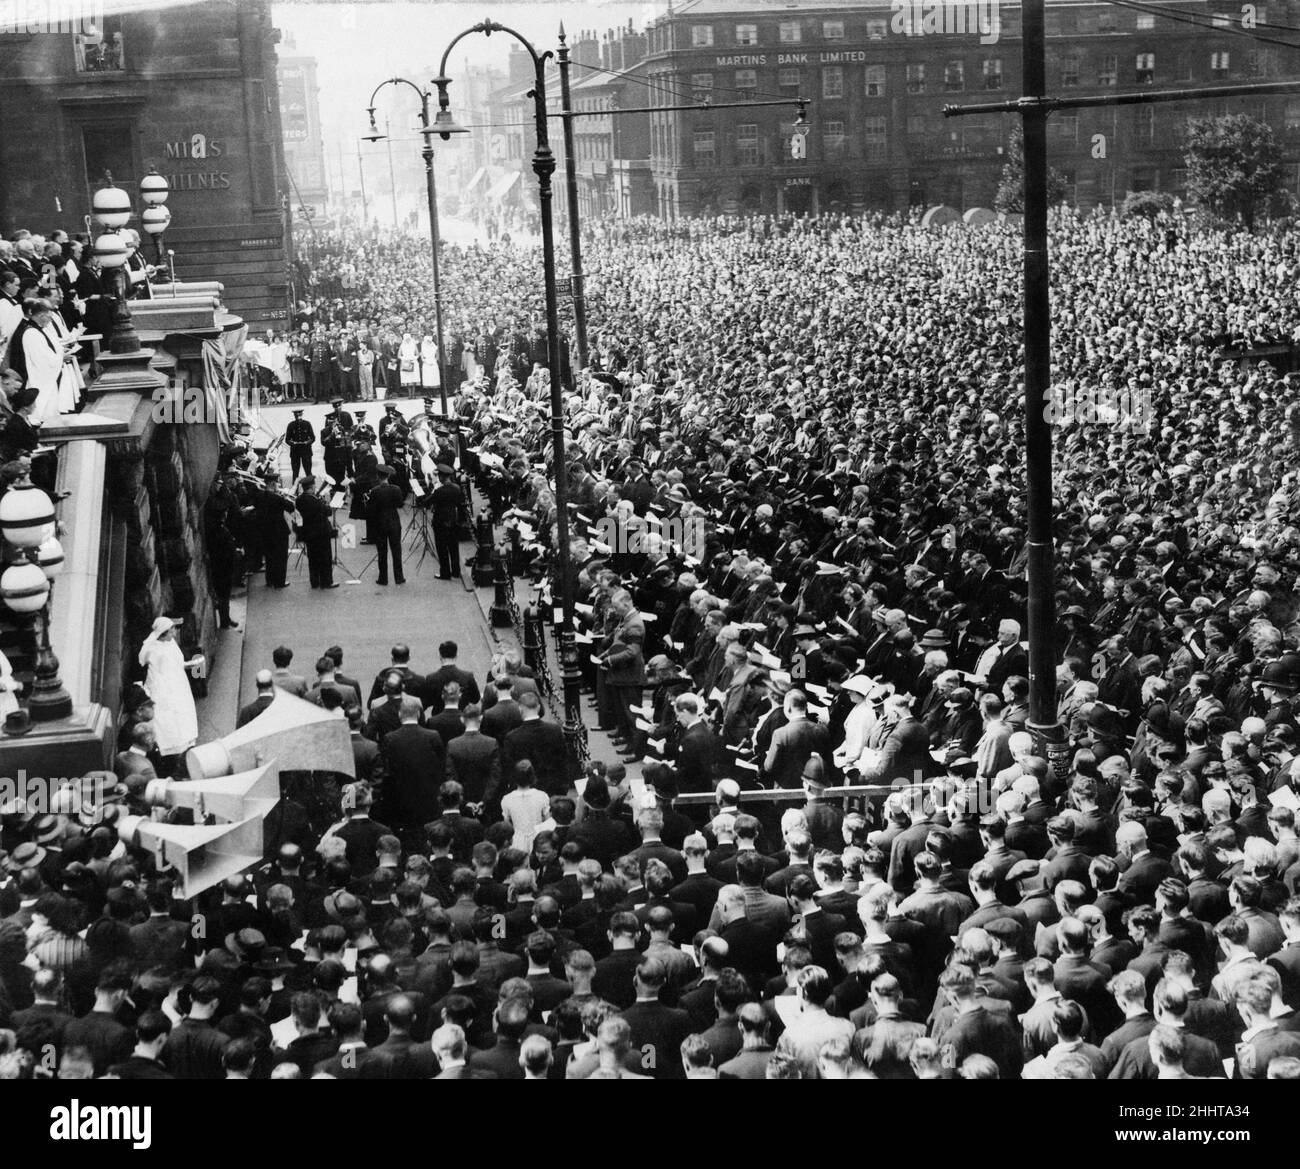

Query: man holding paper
[[595, 590, 646, 753]]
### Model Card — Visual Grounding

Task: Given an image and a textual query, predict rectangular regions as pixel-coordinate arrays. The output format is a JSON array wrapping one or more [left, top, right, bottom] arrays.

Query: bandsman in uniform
[[430, 463, 466, 581], [295, 476, 338, 590], [379, 402, 411, 496], [285, 408, 315, 481], [322, 396, 354, 485], [368, 464, 406, 587], [255, 471, 296, 589], [351, 408, 378, 452]]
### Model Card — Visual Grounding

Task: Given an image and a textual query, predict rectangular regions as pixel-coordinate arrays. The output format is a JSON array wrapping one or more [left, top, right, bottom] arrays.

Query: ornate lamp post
[[140, 166, 171, 268], [363, 77, 453, 416], [0, 474, 70, 722], [91, 176, 139, 354], [432, 20, 587, 779]]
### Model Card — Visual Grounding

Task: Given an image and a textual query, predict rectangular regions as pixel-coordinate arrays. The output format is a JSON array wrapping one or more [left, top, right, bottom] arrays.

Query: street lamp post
[[433, 20, 587, 779], [556, 25, 589, 372], [139, 167, 171, 268], [0, 474, 69, 723], [90, 175, 139, 354], [364, 77, 450, 416]]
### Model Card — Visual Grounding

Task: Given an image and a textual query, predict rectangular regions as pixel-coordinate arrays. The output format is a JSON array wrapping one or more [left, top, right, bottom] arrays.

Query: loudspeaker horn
[[142, 761, 280, 824], [117, 814, 264, 899], [185, 691, 355, 781]]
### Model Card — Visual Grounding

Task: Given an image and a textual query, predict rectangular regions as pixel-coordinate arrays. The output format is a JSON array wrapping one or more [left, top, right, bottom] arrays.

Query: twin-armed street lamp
[[363, 77, 450, 416], [430, 20, 587, 777], [89, 167, 173, 352]]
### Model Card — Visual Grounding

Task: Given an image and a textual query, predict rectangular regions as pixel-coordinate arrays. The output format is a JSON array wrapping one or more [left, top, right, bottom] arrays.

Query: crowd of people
[[4, 205, 1300, 1080]]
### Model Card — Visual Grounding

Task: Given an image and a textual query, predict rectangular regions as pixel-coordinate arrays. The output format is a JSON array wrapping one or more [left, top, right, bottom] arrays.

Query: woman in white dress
[[420, 335, 439, 391], [138, 616, 198, 768], [399, 333, 420, 394]]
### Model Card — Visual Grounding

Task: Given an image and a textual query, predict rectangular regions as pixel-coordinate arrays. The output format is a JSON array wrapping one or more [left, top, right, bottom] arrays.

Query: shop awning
[[486, 171, 521, 202]]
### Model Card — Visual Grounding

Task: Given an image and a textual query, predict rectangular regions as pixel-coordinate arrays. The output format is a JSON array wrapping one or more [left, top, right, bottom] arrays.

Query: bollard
[[490, 544, 513, 628], [522, 600, 547, 677], [471, 511, 496, 586]]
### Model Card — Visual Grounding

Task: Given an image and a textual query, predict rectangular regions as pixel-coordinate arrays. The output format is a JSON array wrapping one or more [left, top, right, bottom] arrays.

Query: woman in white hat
[[138, 617, 199, 771]]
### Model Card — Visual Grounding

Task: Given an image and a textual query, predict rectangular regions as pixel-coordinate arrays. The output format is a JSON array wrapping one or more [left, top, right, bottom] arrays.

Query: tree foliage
[[995, 123, 1069, 214], [1183, 114, 1290, 230]]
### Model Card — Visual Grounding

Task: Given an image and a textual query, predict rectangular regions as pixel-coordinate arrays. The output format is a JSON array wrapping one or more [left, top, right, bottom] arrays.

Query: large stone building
[[0, 0, 290, 322], [633, 0, 1300, 217], [278, 52, 329, 214]]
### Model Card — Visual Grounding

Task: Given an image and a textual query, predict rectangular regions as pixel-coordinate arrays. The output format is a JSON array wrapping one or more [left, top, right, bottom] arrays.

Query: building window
[[866, 19, 887, 39], [74, 17, 126, 72], [906, 63, 926, 93], [1246, 50, 1276, 77], [823, 19, 845, 39], [691, 73, 714, 100], [1136, 53, 1155, 83], [693, 129, 716, 165], [823, 65, 844, 99], [1286, 97, 1300, 131], [1054, 112, 1078, 142], [735, 23, 758, 45], [1136, 107, 1157, 145], [1136, 13, 1155, 29], [865, 64, 886, 96], [83, 124, 136, 201], [945, 59, 965, 91], [1098, 10, 1118, 32], [1211, 51, 1230, 76], [983, 58, 1003, 89], [779, 21, 802, 43], [1175, 52, 1193, 81], [1212, 13, 1230, 26], [735, 123, 760, 165], [736, 69, 757, 89], [907, 114, 927, 135], [1060, 52, 1079, 86], [778, 66, 801, 88], [864, 115, 887, 161], [823, 119, 846, 158], [691, 25, 714, 47], [1098, 55, 1118, 85]]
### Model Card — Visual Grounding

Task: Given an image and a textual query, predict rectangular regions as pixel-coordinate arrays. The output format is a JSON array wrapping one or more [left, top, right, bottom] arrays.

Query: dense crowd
[[3, 207, 1300, 1080]]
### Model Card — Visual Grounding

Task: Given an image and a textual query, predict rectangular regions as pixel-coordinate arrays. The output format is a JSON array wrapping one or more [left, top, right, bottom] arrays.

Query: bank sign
[[160, 132, 231, 192]]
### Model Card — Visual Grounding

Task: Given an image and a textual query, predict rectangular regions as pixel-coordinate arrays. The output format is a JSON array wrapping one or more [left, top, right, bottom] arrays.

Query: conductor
[[369, 464, 406, 587], [430, 463, 465, 581]]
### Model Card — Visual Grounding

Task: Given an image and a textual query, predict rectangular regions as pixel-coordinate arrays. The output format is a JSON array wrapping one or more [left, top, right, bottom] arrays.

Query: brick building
[[635, 0, 1300, 217], [0, 0, 290, 323]]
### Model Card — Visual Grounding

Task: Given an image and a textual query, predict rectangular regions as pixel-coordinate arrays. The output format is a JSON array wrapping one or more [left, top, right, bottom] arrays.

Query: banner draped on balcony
[[200, 324, 247, 444]]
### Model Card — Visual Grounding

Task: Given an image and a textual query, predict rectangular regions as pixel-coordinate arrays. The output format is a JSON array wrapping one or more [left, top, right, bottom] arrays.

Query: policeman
[[322, 396, 354, 484], [308, 329, 332, 403], [430, 463, 465, 581], [285, 408, 315, 481]]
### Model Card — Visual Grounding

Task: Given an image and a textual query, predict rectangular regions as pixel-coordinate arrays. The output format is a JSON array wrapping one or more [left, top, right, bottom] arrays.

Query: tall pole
[[419, 91, 450, 415], [556, 25, 589, 373], [1019, 0, 1062, 758], [385, 117, 399, 228], [355, 139, 369, 225], [435, 21, 588, 778]]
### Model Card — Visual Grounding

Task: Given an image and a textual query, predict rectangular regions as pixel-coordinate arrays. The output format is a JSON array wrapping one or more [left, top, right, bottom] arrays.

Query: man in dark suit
[[425, 681, 468, 744], [129, 879, 190, 973], [467, 997, 529, 1080], [236, 671, 277, 729], [445, 704, 501, 812], [673, 694, 719, 792], [618, 956, 692, 1079], [1040, 816, 1093, 890], [861, 695, 938, 788], [593, 913, 645, 1008], [983, 619, 1029, 694], [380, 699, 445, 844], [367, 646, 422, 706], [481, 677, 523, 744], [716, 884, 780, 990], [764, 690, 835, 789], [367, 465, 405, 586], [1116, 822, 1173, 906], [502, 692, 568, 796], [789, 873, 845, 973], [422, 641, 481, 710]]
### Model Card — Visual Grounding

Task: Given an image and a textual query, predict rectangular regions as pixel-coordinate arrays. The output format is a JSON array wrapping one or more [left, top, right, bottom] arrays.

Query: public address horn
[[185, 691, 356, 781]]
